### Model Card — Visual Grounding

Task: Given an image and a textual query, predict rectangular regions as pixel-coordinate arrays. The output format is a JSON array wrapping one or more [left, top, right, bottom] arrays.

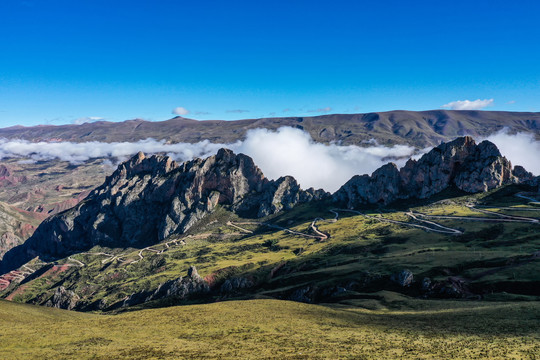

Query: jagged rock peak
[[103, 152, 178, 186], [335, 136, 520, 208], [0, 149, 328, 273]]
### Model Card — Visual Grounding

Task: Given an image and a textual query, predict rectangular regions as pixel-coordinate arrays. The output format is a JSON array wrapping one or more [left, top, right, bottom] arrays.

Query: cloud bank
[[483, 129, 540, 175], [0, 138, 228, 167], [235, 127, 415, 191], [3, 127, 536, 192], [442, 99, 494, 110], [0, 127, 420, 192]]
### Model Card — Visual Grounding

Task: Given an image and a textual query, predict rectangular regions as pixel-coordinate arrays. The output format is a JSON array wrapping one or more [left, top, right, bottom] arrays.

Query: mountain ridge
[[1, 110, 539, 148]]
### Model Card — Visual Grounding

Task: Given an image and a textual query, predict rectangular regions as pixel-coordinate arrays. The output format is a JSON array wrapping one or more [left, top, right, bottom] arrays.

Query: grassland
[[1, 297, 539, 359]]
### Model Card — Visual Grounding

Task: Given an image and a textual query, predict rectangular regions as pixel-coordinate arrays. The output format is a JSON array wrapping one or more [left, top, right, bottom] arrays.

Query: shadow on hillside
[[326, 300, 540, 336]]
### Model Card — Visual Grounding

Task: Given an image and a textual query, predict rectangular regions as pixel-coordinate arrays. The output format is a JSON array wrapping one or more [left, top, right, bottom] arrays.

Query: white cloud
[[442, 99, 494, 110], [0, 138, 228, 167], [172, 107, 189, 116], [72, 117, 104, 125], [0, 127, 420, 192], [483, 129, 540, 175], [308, 106, 332, 113], [507, 100, 516, 104]]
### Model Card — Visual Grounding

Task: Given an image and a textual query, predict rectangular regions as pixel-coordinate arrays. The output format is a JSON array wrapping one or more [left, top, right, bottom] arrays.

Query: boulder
[[45, 286, 80, 310], [220, 277, 254, 293], [391, 269, 414, 287]]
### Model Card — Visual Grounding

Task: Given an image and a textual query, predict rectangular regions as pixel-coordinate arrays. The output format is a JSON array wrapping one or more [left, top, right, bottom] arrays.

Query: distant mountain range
[[2, 110, 539, 148]]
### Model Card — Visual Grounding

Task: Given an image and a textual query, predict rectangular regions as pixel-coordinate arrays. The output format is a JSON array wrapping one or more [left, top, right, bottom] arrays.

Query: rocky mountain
[[334, 136, 524, 208], [0, 136, 534, 276], [1, 110, 539, 148], [0, 149, 327, 273], [0, 136, 538, 311]]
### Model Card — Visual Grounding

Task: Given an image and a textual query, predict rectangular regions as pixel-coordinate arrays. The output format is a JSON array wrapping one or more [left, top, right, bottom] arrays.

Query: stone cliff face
[[0, 149, 327, 272], [334, 136, 520, 208]]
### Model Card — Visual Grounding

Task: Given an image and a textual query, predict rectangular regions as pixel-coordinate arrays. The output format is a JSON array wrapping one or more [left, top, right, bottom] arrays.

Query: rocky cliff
[[0, 149, 327, 273], [334, 136, 522, 207], [0, 137, 533, 274]]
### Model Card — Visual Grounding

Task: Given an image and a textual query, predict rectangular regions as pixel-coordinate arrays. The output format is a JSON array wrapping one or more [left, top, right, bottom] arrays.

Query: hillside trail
[[515, 193, 540, 203], [228, 220, 326, 240], [331, 208, 464, 235], [413, 208, 539, 224]]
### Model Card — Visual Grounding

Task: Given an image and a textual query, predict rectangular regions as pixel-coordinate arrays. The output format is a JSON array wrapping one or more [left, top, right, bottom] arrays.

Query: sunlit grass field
[[1, 298, 539, 359]]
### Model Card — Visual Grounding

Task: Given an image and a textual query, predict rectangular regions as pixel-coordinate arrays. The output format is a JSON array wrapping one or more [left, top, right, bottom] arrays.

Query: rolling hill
[[1, 110, 539, 148], [1, 297, 539, 359]]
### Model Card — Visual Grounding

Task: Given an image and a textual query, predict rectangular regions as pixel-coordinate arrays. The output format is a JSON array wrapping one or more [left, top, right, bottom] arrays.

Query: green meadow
[[1, 298, 539, 359]]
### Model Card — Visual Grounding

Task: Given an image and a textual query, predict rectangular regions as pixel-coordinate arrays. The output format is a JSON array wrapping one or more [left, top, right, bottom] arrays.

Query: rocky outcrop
[[0, 149, 328, 273], [220, 277, 254, 293], [335, 136, 520, 207], [512, 166, 534, 183], [122, 266, 209, 307], [45, 286, 80, 310], [0, 137, 531, 274], [391, 269, 414, 287], [420, 277, 478, 299], [0, 164, 27, 187]]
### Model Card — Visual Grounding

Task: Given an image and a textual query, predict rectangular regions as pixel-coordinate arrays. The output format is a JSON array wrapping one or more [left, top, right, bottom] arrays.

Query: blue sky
[[0, 0, 539, 127]]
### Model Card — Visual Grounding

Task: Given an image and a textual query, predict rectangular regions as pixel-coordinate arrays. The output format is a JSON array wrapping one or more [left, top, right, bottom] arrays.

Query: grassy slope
[[1, 298, 539, 359], [3, 185, 540, 308]]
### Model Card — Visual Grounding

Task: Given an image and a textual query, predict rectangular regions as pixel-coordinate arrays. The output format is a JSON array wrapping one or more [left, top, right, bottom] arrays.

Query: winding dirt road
[[227, 220, 327, 240], [331, 208, 464, 235]]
